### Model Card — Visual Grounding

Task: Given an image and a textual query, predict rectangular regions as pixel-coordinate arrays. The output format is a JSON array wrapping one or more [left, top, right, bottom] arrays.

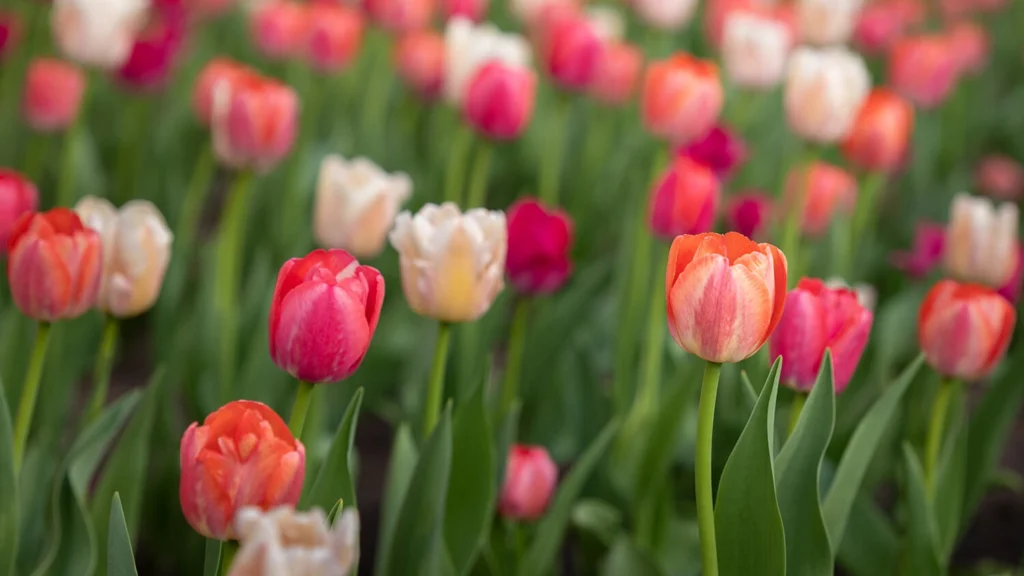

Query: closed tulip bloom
[[0, 170, 39, 252], [948, 20, 988, 76], [192, 58, 257, 126], [798, 0, 863, 46], [506, 198, 573, 295], [889, 35, 958, 109], [499, 444, 558, 521], [117, 7, 187, 90], [631, 0, 698, 31], [305, 3, 364, 73], [314, 155, 412, 258], [212, 73, 299, 172], [824, 277, 877, 312], [918, 280, 1015, 381], [854, 2, 909, 55], [641, 54, 724, 146], [666, 232, 788, 363], [722, 10, 793, 90], [7, 208, 102, 322], [179, 400, 306, 540], [649, 157, 720, 240], [891, 221, 946, 279], [229, 507, 359, 576], [726, 191, 772, 239], [52, 0, 149, 69], [464, 61, 536, 140], [251, 2, 309, 60], [945, 193, 1019, 288], [679, 124, 746, 179], [588, 41, 642, 106], [784, 162, 857, 237], [784, 46, 870, 144], [441, 0, 488, 22], [976, 155, 1024, 201], [842, 88, 914, 173], [770, 278, 873, 393], [538, 11, 603, 90], [363, 0, 434, 33], [395, 30, 446, 100], [443, 17, 531, 106], [0, 11, 20, 60], [23, 58, 86, 133], [389, 202, 506, 323]]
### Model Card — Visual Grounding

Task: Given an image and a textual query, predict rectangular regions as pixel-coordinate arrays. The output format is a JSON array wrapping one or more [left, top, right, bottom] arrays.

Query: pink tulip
[[678, 123, 746, 179], [726, 191, 772, 240], [997, 245, 1023, 305], [641, 53, 724, 146], [649, 156, 719, 240], [538, 9, 603, 91], [506, 198, 574, 295], [394, 30, 446, 100], [947, 20, 989, 75], [0, 170, 39, 252], [889, 35, 959, 109], [588, 40, 642, 106], [0, 11, 20, 60], [117, 4, 187, 90], [499, 444, 558, 521], [363, 0, 434, 33], [192, 57, 257, 126], [250, 1, 309, 60], [890, 222, 947, 279], [463, 61, 536, 141], [23, 58, 86, 133], [305, 3, 365, 73], [976, 155, 1024, 201], [784, 161, 857, 237], [853, 2, 908, 54], [441, 0, 488, 21], [211, 73, 299, 172]]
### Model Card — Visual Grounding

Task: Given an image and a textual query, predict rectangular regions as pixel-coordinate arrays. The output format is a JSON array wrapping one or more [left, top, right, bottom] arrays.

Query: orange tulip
[[641, 53, 724, 146], [842, 88, 914, 173], [665, 232, 788, 363]]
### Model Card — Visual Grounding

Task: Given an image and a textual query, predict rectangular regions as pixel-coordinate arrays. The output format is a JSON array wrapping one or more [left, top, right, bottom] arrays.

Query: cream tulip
[[723, 11, 793, 90], [586, 6, 626, 43], [389, 202, 507, 323], [444, 17, 532, 106], [784, 46, 870, 144], [314, 155, 412, 259], [798, 0, 863, 46], [74, 196, 173, 318], [52, 0, 149, 70], [228, 507, 359, 576], [945, 193, 1019, 288], [631, 0, 698, 31]]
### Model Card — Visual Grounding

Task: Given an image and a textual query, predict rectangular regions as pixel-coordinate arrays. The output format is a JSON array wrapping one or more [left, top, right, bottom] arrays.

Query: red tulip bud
[[463, 61, 536, 140], [506, 198, 574, 295], [499, 444, 558, 521]]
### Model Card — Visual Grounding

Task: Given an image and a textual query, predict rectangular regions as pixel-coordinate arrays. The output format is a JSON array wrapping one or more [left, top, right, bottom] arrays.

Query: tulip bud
[[23, 58, 86, 133], [797, 0, 863, 46], [944, 193, 1019, 288], [641, 53, 724, 146], [678, 124, 746, 179], [784, 161, 857, 237], [463, 61, 536, 140], [117, 6, 187, 91], [784, 46, 870, 144], [853, 3, 908, 55], [443, 17, 531, 107], [192, 58, 258, 126], [363, 0, 434, 33], [250, 2, 309, 60], [726, 191, 772, 240], [269, 249, 384, 383], [0, 11, 20, 60], [537, 10, 603, 90], [211, 73, 299, 172], [229, 507, 359, 576], [506, 198, 574, 295], [0, 170, 39, 252], [842, 88, 914, 173], [395, 30, 446, 100], [666, 232, 788, 363], [770, 278, 873, 393], [389, 202, 507, 323], [918, 280, 1015, 381], [588, 41, 642, 106], [976, 155, 1024, 201], [649, 157, 719, 240], [305, 3, 364, 73], [889, 35, 958, 109], [499, 444, 558, 521], [7, 208, 102, 321], [722, 10, 793, 90], [179, 400, 306, 540], [52, 0, 149, 70], [441, 0, 489, 22], [947, 20, 988, 76], [890, 221, 946, 279], [314, 155, 412, 258], [631, 0, 698, 31]]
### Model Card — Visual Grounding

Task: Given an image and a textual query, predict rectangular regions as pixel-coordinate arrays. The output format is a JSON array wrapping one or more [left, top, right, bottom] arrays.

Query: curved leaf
[[203, 539, 221, 576], [107, 493, 138, 576], [901, 444, 943, 576], [0, 381, 16, 576], [300, 388, 364, 513], [934, 384, 967, 558], [374, 424, 418, 576], [601, 536, 662, 576]]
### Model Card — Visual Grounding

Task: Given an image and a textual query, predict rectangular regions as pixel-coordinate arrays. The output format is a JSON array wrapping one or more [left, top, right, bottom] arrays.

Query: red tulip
[[394, 30, 446, 100], [538, 9, 603, 91], [211, 73, 299, 172], [0, 11, 20, 60], [918, 280, 1015, 381], [784, 161, 857, 237], [7, 208, 102, 321], [889, 35, 959, 109], [649, 156, 719, 240], [588, 40, 642, 106], [0, 170, 39, 252], [23, 58, 86, 133], [499, 444, 558, 521], [463, 61, 536, 141], [269, 249, 384, 383], [506, 198, 574, 295], [117, 5, 187, 91], [250, 1, 309, 60], [725, 191, 772, 240], [976, 154, 1024, 201], [363, 0, 434, 33], [641, 53, 724, 146], [853, 2, 909, 54], [305, 3, 365, 73], [842, 88, 914, 173], [890, 222, 946, 279], [179, 400, 306, 540], [192, 57, 257, 126], [441, 0, 488, 21], [678, 123, 746, 179]]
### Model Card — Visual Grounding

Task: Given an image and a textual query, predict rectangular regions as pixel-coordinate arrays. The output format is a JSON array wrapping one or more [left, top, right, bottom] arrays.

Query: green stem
[[788, 392, 806, 438], [21, 133, 49, 185], [501, 299, 530, 417], [279, 73, 320, 257], [845, 171, 886, 280], [218, 540, 238, 576], [635, 242, 669, 414], [538, 95, 571, 206], [465, 140, 493, 209], [215, 170, 255, 403], [12, 322, 52, 473], [288, 380, 315, 439], [56, 104, 85, 207], [696, 361, 722, 576], [924, 378, 957, 496], [444, 124, 473, 205], [114, 96, 149, 203], [362, 33, 395, 158], [778, 147, 818, 286], [423, 322, 452, 438], [177, 144, 216, 257], [85, 316, 119, 426]]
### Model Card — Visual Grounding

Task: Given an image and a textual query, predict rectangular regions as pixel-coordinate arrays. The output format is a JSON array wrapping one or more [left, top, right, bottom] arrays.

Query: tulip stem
[[788, 392, 806, 438], [538, 95, 571, 207], [289, 380, 315, 439], [845, 171, 886, 280], [219, 540, 237, 575], [696, 361, 722, 576], [22, 132, 49, 185], [12, 322, 52, 473], [362, 31, 395, 158], [423, 322, 452, 439], [85, 315, 119, 426], [114, 95, 149, 204], [445, 124, 473, 205], [636, 242, 669, 414], [216, 170, 255, 403], [466, 141, 494, 208], [501, 298, 530, 417], [924, 377, 958, 496]]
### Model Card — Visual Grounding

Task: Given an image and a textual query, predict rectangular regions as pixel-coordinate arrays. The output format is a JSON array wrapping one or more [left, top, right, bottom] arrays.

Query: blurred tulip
[[363, 0, 434, 33], [890, 222, 946, 279], [726, 191, 772, 239], [770, 278, 873, 393], [229, 507, 359, 576], [947, 20, 988, 75], [0, 170, 39, 252], [510, 0, 576, 25], [784, 161, 857, 237], [842, 88, 914, 173], [441, 0, 488, 22], [976, 155, 1024, 201], [825, 276, 877, 311], [649, 157, 719, 240], [250, 1, 308, 60], [7, 208, 102, 321], [314, 155, 412, 258], [0, 11, 20, 60], [192, 57, 257, 126], [506, 198, 573, 295], [588, 41, 642, 106], [499, 444, 558, 521], [679, 124, 746, 179], [179, 400, 306, 540], [211, 73, 298, 172], [722, 10, 793, 90], [853, 2, 909, 54], [389, 202, 506, 323], [585, 5, 625, 42], [889, 35, 958, 109], [945, 193, 1019, 288], [464, 61, 536, 140], [997, 245, 1024, 305], [305, 3, 364, 73], [641, 53, 724, 146], [395, 30, 446, 100], [665, 232, 788, 363], [918, 280, 1015, 381], [23, 58, 86, 133], [269, 249, 384, 383], [784, 46, 870, 143], [537, 10, 603, 90], [52, 0, 149, 69], [74, 197, 173, 318], [118, 6, 187, 90], [798, 0, 863, 46], [630, 0, 698, 31], [443, 17, 531, 106]]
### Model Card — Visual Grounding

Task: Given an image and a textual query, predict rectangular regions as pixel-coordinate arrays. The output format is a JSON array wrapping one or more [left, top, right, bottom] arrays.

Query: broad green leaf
[[600, 536, 662, 576], [107, 493, 138, 576], [0, 381, 16, 576], [203, 539, 221, 576], [300, 388, 364, 513], [444, 385, 495, 575], [823, 354, 924, 550], [835, 494, 898, 576], [715, 358, 785, 576], [933, 384, 967, 558], [901, 444, 943, 575], [375, 424, 418, 576], [494, 401, 521, 488], [518, 419, 620, 576], [775, 352, 835, 576], [385, 405, 453, 576]]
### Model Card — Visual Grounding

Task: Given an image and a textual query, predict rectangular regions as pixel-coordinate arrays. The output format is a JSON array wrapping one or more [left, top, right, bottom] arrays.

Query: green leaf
[[836, 495, 899, 576], [632, 373, 696, 506], [0, 380, 17, 576], [822, 354, 924, 550], [518, 418, 621, 576], [107, 493, 138, 576], [933, 384, 967, 558], [715, 358, 786, 576], [901, 444, 943, 576], [300, 388, 364, 513], [775, 352, 836, 576], [385, 405, 453, 576], [375, 424, 419, 576], [444, 385, 495, 575], [571, 499, 623, 546], [600, 536, 662, 576], [494, 401, 521, 489], [203, 539, 221, 576]]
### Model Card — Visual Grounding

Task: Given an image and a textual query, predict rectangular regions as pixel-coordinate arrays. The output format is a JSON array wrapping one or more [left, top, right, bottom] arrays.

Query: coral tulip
[[842, 88, 914, 173], [784, 46, 870, 143], [631, 0, 698, 31], [23, 58, 86, 133], [211, 73, 298, 172], [976, 155, 1024, 201], [649, 157, 720, 240], [722, 10, 793, 90], [179, 400, 306, 540], [443, 17, 531, 106], [537, 10, 603, 90], [947, 20, 989, 75], [463, 61, 536, 140], [784, 162, 857, 237], [665, 232, 788, 363], [797, 0, 863, 46], [888, 35, 958, 109], [0, 170, 39, 252], [305, 3, 364, 73], [0, 11, 20, 60], [944, 193, 1018, 288], [441, 0, 488, 22], [588, 41, 642, 106], [641, 53, 724, 146], [891, 222, 946, 279], [229, 507, 360, 576], [395, 30, 446, 100], [499, 444, 558, 521], [678, 124, 746, 179], [250, 2, 309, 60], [192, 57, 257, 126], [726, 191, 772, 240], [52, 0, 149, 70], [363, 0, 434, 33], [506, 198, 574, 295]]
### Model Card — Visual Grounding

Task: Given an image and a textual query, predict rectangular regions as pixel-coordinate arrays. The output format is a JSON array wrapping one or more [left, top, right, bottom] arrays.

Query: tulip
[[853, 2, 909, 54], [586, 5, 625, 42], [825, 277, 877, 311], [888, 35, 958, 109], [192, 58, 257, 126], [314, 155, 412, 258], [976, 155, 1024, 201], [890, 222, 946, 279], [389, 202, 506, 323], [510, 0, 577, 25], [841, 88, 914, 173], [463, 61, 536, 140], [784, 162, 857, 237], [395, 30, 446, 100], [117, 4, 187, 90], [0, 170, 39, 252], [269, 249, 384, 384], [537, 10, 603, 90], [944, 193, 1019, 288], [305, 3, 365, 73], [229, 507, 359, 576], [211, 73, 299, 172], [23, 58, 87, 133], [784, 46, 870, 143], [588, 41, 642, 106], [770, 278, 872, 393], [179, 400, 306, 540], [250, 1, 309, 61], [441, 0, 488, 22], [363, 0, 434, 33], [797, 0, 863, 46], [678, 124, 746, 179], [0, 11, 20, 60], [631, 0, 698, 30], [649, 157, 719, 240], [641, 53, 724, 146], [499, 444, 558, 521], [722, 10, 793, 90], [997, 245, 1024, 305], [947, 20, 988, 76], [52, 0, 149, 70], [443, 17, 531, 107], [506, 198, 574, 295], [726, 191, 772, 240]]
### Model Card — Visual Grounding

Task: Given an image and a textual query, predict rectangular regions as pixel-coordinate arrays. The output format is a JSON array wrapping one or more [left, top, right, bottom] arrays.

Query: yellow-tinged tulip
[[389, 202, 506, 323], [945, 193, 1019, 288]]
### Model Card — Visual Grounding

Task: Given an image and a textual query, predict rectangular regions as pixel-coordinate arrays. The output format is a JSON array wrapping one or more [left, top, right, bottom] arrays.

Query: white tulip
[[586, 6, 626, 42], [444, 17, 531, 106], [945, 193, 1020, 287], [52, 0, 150, 70], [784, 46, 870, 143], [723, 11, 793, 90], [631, 0, 698, 31], [229, 507, 359, 576], [798, 0, 864, 46]]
